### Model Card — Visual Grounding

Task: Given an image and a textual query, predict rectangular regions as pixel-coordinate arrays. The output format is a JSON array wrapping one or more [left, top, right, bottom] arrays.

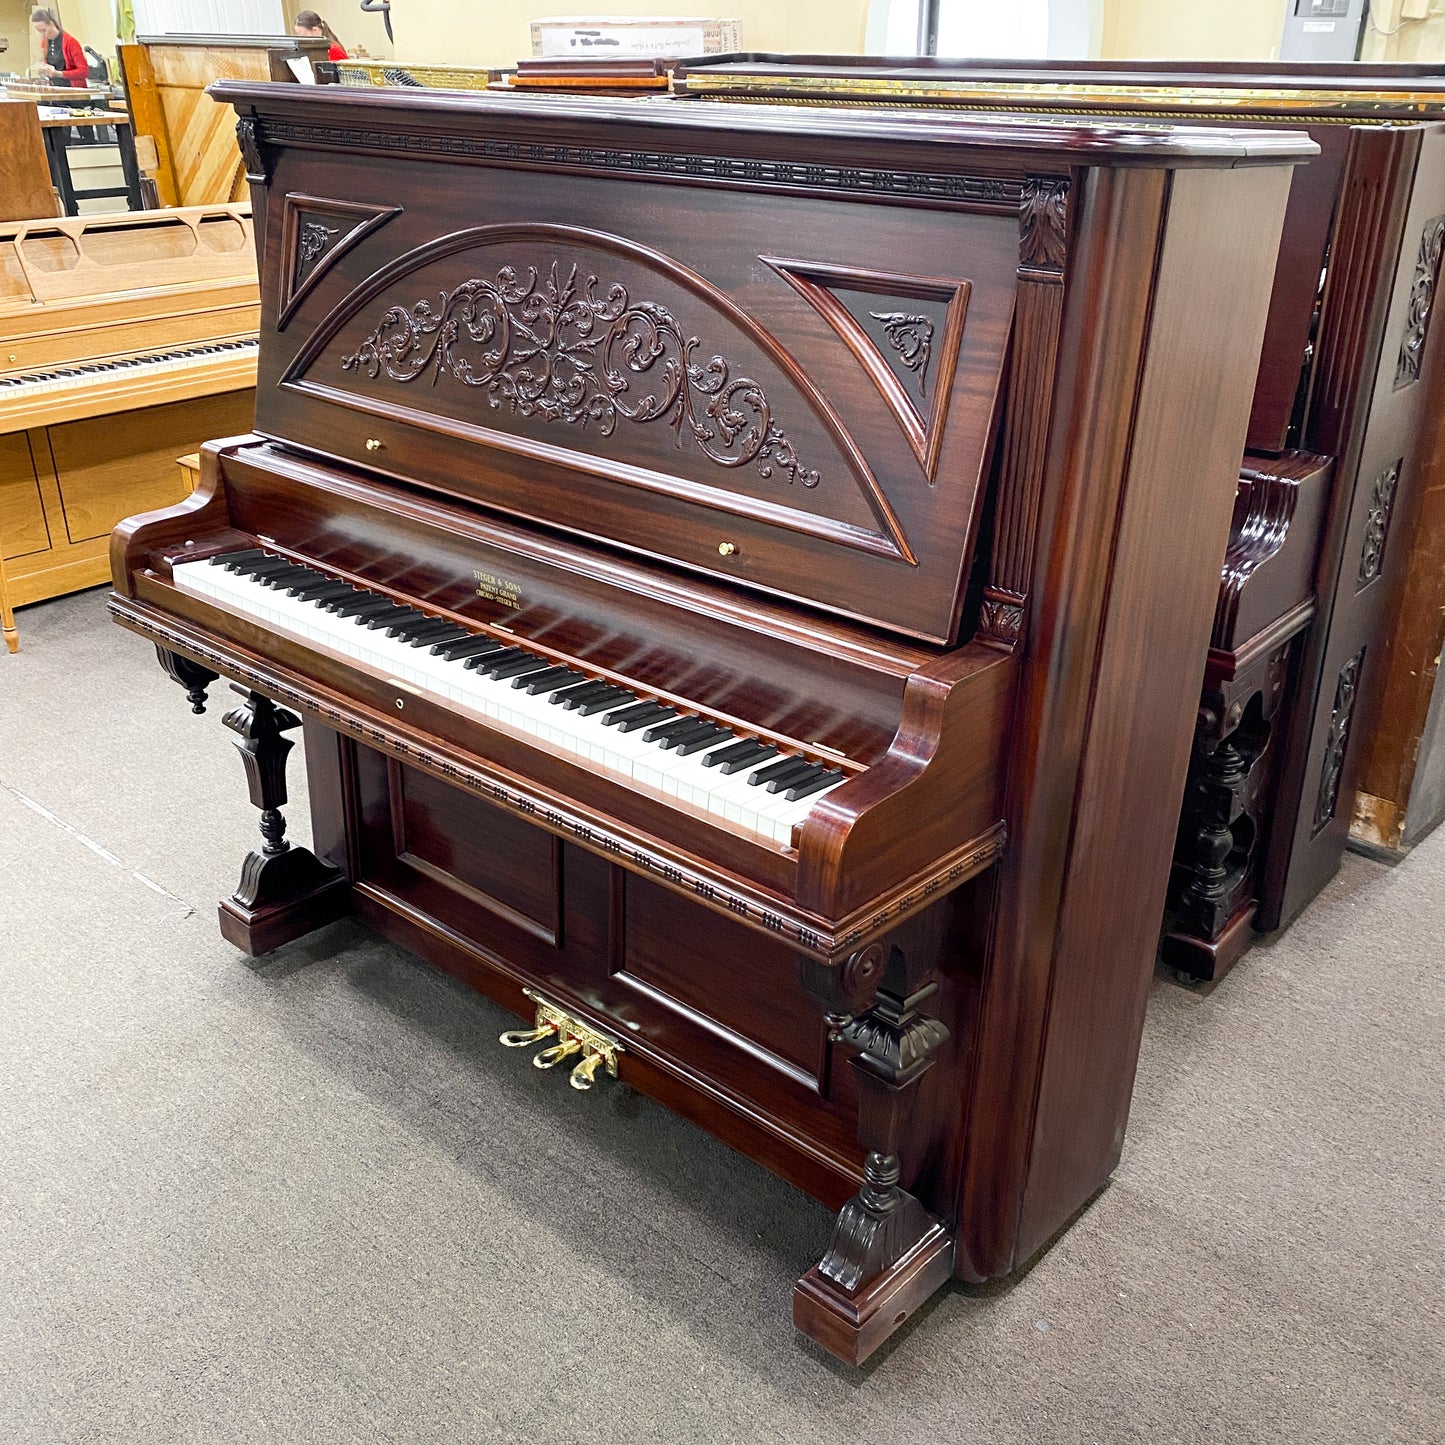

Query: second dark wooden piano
[[110, 82, 1309, 1363]]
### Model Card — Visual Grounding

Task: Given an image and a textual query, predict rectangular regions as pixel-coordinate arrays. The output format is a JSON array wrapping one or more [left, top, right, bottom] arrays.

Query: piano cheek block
[[111, 76, 1308, 1366]]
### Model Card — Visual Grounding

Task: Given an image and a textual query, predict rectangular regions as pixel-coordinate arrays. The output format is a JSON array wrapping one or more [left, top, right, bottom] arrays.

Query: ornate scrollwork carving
[[297, 219, 339, 278], [1019, 176, 1070, 278], [869, 310, 933, 394], [340, 261, 821, 487], [1358, 458, 1401, 588], [1313, 648, 1365, 835], [235, 117, 268, 186], [1395, 215, 1445, 388]]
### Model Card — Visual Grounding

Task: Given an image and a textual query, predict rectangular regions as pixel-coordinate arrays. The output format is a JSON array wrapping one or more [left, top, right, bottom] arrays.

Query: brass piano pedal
[[534, 1037, 583, 1070], [500, 990, 624, 1090], [499, 1022, 558, 1049]]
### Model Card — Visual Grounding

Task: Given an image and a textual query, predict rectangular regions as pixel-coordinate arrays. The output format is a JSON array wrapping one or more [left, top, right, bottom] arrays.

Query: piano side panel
[[1014, 164, 1295, 1265], [253, 145, 1021, 644]]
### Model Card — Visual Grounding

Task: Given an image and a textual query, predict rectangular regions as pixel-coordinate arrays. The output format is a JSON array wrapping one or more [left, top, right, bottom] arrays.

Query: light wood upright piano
[[1, 205, 258, 651]]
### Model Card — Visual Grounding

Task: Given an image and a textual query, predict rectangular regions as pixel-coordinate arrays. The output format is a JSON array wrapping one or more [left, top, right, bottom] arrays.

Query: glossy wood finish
[[676, 57, 1445, 956], [110, 83, 1305, 1362]]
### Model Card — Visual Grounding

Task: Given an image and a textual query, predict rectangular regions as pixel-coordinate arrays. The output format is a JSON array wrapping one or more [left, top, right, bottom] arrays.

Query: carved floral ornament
[[341, 260, 822, 488]]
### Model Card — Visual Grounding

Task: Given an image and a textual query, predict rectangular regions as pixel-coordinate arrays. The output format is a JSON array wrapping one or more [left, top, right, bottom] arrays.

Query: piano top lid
[[671, 53, 1445, 120], [209, 79, 1318, 168]]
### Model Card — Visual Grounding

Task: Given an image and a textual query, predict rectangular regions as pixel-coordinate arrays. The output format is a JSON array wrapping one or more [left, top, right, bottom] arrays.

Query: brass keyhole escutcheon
[[365, 437, 384, 451], [717, 541, 737, 557]]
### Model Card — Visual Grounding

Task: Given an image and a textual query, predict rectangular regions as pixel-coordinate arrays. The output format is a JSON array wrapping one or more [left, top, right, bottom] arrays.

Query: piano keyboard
[[0, 338, 259, 398], [173, 551, 851, 848]]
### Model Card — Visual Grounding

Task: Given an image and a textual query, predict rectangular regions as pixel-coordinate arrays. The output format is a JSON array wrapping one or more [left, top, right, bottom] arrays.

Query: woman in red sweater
[[293, 10, 349, 61], [31, 7, 87, 87]]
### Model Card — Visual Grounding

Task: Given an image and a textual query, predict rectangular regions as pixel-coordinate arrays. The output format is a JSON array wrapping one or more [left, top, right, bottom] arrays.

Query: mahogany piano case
[[110, 82, 1309, 1362]]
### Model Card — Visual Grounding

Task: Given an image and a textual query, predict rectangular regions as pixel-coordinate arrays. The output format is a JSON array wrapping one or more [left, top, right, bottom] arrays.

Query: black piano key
[[468, 647, 527, 675], [602, 701, 673, 732], [362, 605, 417, 630], [512, 664, 576, 692], [242, 556, 303, 577], [748, 755, 810, 787], [672, 725, 733, 757], [657, 720, 724, 752], [410, 623, 469, 648], [572, 687, 635, 716], [435, 635, 507, 661], [783, 768, 845, 802], [702, 738, 769, 771], [213, 548, 268, 571], [251, 562, 309, 584], [336, 595, 397, 619], [302, 581, 357, 604], [394, 618, 459, 644], [643, 715, 703, 744], [287, 576, 347, 599], [718, 745, 780, 776], [523, 668, 588, 695], [378, 610, 431, 636], [766, 761, 827, 795], [466, 647, 524, 673], [488, 654, 553, 682], [556, 680, 618, 711], [317, 589, 367, 612]]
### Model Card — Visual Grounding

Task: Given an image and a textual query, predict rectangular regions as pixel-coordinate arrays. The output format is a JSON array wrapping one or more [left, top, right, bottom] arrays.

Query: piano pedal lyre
[[498, 989, 623, 1093]]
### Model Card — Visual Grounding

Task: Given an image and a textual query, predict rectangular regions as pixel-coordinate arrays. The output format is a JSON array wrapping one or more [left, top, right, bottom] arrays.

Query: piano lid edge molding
[[109, 595, 1007, 952], [277, 194, 404, 332], [252, 117, 1028, 211], [282, 221, 916, 563]]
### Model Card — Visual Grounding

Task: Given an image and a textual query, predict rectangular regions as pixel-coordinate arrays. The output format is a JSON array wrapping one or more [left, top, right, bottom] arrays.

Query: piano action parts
[[110, 83, 1311, 1362], [0, 205, 258, 652]]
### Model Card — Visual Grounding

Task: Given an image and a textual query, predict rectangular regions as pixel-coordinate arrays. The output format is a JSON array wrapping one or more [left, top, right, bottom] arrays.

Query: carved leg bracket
[[218, 686, 350, 956], [156, 646, 219, 713], [794, 947, 955, 1365]]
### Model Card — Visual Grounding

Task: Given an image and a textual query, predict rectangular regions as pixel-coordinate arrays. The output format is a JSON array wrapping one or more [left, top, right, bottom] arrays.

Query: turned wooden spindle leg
[[218, 686, 350, 956], [155, 646, 220, 713], [1, 551, 19, 653], [794, 944, 955, 1366]]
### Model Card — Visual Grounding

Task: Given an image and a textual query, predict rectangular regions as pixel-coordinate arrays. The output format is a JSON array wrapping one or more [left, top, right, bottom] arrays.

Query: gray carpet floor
[[1, 587, 1441, 1445]]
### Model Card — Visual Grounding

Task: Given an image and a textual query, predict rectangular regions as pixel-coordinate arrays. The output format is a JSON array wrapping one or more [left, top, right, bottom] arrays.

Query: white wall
[[131, 0, 285, 35]]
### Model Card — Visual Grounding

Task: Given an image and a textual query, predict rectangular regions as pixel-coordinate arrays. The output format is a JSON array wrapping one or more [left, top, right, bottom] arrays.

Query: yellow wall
[[391, 0, 869, 70], [1361, 0, 1445, 62], [1100, 0, 1283, 60]]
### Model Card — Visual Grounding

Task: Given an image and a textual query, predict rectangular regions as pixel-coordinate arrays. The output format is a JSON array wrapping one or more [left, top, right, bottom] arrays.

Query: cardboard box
[[530, 16, 742, 59]]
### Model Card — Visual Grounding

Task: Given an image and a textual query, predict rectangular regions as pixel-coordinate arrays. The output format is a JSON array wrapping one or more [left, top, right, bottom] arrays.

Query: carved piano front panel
[[254, 150, 1022, 644]]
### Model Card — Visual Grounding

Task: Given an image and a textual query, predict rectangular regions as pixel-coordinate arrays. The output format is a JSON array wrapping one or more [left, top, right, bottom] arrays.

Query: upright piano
[[110, 82, 1309, 1362], [1, 204, 257, 652], [673, 54, 1445, 977]]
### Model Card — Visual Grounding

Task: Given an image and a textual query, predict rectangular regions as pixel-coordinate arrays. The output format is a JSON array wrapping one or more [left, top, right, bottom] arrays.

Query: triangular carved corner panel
[[277, 194, 402, 331], [762, 257, 970, 481]]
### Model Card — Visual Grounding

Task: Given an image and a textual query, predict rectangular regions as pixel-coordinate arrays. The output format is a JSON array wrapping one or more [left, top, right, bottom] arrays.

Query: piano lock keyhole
[[717, 541, 737, 558], [365, 437, 385, 452]]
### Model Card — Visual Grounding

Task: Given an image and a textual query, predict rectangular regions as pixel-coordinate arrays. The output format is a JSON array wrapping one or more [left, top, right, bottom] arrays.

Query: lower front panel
[[306, 726, 981, 1221]]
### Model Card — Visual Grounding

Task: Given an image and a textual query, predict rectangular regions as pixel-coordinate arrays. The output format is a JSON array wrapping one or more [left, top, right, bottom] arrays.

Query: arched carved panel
[[283, 224, 913, 563]]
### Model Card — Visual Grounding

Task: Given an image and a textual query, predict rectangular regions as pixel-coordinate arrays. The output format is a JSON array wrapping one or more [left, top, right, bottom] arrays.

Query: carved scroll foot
[[219, 687, 349, 956], [156, 646, 220, 713], [794, 1217, 954, 1368]]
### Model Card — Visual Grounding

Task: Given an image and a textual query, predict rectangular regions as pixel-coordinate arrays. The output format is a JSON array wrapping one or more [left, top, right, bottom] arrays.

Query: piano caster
[[498, 990, 623, 1091]]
